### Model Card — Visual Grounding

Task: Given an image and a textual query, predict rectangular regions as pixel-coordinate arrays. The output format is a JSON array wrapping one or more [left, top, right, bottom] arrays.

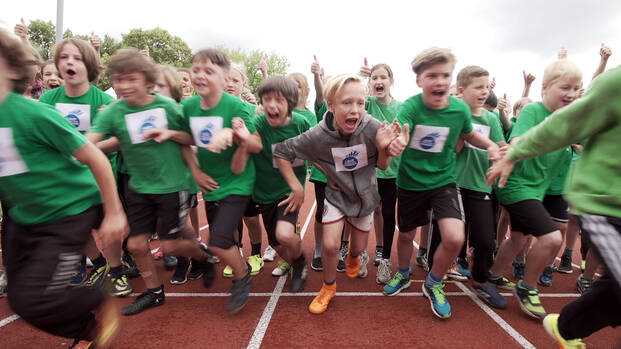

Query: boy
[[454, 66, 507, 308], [0, 29, 125, 348], [87, 48, 215, 316], [385, 48, 499, 319], [486, 59, 582, 319]]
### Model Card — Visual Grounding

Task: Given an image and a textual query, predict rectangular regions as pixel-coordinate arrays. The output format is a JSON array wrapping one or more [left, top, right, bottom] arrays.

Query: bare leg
[[321, 220, 345, 283]]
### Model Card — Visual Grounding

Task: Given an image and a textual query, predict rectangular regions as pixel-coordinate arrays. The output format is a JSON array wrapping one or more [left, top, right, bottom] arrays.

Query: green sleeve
[[167, 103, 186, 131], [396, 100, 414, 130], [32, 107, 89, 156], [240, 103, 256, 133], [90, 106, 115, 135], [462, 109, 473, 134], [509, 105, 539, 141], [314, 102, 327, 121]]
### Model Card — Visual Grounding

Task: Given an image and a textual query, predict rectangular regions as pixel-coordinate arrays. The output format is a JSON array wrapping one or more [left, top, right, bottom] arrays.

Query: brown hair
[[258, 75, 299, 114], [456, 65, 489, 88], [191, 48, 231, 72], [53, 38, 102, 83], [371, 63, 394, 80], [158, 65, 183, 102], [287, 72, 309, 108], [0, 29, 40, 94], [411, 47, 456, 75], [108, 48, 158, 84]]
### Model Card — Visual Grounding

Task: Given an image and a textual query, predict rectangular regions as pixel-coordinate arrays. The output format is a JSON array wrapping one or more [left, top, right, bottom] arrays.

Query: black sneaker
[[170, 257, 190, 285], [311, 257, 323, 271], [336, 259, 346, 272], [198, 244, 216, 288], [373, 247, 382, 266], [188, 260, 204, 280], [122, 253, 140, 279], [164, 256, 178, 270], [557, 254, 573, 274], [228, 268, 251, 313], [290, 255, 308, 292], [121, 291, 165, 316]]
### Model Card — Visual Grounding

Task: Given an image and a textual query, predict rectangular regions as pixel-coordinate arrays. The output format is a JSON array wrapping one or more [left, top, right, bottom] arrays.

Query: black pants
[[378, 178, 397, 259], [558, 214, 621, 340], [6, 206, 105, 341]]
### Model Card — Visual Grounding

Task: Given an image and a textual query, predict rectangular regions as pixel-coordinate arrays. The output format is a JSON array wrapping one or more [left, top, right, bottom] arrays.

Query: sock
[[148, 285, 164, 294], [425, 271, 442, 287], [251, 243, 261, 256], [324, 279, 335, 286], [109, 265, 123, 278], [398, 267, 410, 279], [418, 247, 427, 257], [563, 248, 573, 256], [91, 254, 106, 269], [313, 242, 322, 259]]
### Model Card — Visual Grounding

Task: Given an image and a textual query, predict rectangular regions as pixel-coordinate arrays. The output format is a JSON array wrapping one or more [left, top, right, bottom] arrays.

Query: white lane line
[[300, 201, 316, 240], [247, 275, 286, 349], [200, 224, 209, 231], [455, 282, 535, 349], [554, 256, 601, 277], [0, 314, 20, 328], [126, 291, 581, 298]]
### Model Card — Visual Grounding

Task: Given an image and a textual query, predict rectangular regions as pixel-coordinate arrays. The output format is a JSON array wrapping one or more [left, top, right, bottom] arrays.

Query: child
[[274, 73, 406, 314], [87, 48, 215, 316], [385, 48, 499, 320], [250, 75, 311, 291], [487, 59, 582, 319], [176, 67, 194, 100], [486, 63, 621, 349], [41, 61, 63, 91], [454, 65, 507, 307], [0, 29, 125, 348]]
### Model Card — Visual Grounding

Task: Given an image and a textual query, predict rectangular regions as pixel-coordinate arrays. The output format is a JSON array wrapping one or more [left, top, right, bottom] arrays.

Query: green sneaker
[[514, 280, 546, 319], [382, 269, 411, 296], [543, 314, 586, 348], [247, 254, 264, 276], [488, 275, 516, 290], [422, 283, 451, 319], [85, 263, 110, 287], [223, 265, 234, 278]]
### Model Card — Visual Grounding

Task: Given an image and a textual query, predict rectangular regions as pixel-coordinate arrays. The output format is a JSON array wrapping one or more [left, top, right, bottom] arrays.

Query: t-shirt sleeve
[[461, 105, 473, 134], [396, 100, 414, 129], [509, 104, 538, 141], [31, 106, 89, 156], [167, 103, 186, 131], [89, 106, 115, 135], [273, 127, 319, 162], [239, 103, 256, 133], [38, 90, 53, 105]]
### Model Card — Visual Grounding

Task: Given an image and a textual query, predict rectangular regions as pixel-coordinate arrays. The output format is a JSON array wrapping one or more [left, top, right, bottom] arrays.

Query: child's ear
[[415, 75, 422, 88], [457, 86, 464, 94], [327, 100, 335, 113]]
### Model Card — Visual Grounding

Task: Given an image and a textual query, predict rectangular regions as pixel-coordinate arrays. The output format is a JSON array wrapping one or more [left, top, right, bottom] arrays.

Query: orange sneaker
[[70, 340, 93, 349], [93, 297, 121, 348], [308, 282, 337, 314], [346, 253, 360, 278]]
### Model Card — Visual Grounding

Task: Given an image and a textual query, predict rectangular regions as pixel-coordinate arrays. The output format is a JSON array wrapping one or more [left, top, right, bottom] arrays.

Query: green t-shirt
[[366, 96, 402, 179], [396, 95, 474, 191], [252, 113, 311, 204], [309, 102, 328, 183], [546, 146, 574, 195], [0, 93, 101, 225], [293, 108, 317, 127], [504, 116, 517, 141], [91, 94, 191, 194], [181, 93, 256, 201], [496, 102, 565, 205], [456, 110, 505, 193]]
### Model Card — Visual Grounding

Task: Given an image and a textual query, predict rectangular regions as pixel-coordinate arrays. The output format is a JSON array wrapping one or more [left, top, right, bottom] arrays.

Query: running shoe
[[373, 247, 382, 266], [121, 291, 165, 316], [416, 252, 429, 272], [122, 253, 140, 279], [447, 263, 469, 281], [557, 254, 573, 274], [358, 250, 369, 278], [345, 252, 360, 278], [337, 244, 348, 273], [228, 270, 251, 313], [514, 280, 546, 319], [580, 260, 586, 272], [576, 275, 594, 294], [263, 245, 277, 262], [488, 275, 516, 290], [456, 258, 472, 278], [247, 254, 264, 276], [512, 259, 525, 281], [290, 255, 308, 292], [93, 297, 121, 348], [422, 283, 451, 319], [69, 264, 87, 287], [383, 269, 411, 296], [85, 263, 110, 287], [472, 283, 507, 309], [272, 259, 290, 277], [308, 282, 337, 314], [376, 258, 392, 285], [538, 265, 555, 287], [0, 272, 6, 298], [163, 255, 178, 270], [170, 257, 190, 285], [111, 274, 132, 297], [223, 265, 234, 278], [152, 247, 163, 260], [543, 314, 586, 348], [336, 259, 346, 273], [311, 257, 323, 271]]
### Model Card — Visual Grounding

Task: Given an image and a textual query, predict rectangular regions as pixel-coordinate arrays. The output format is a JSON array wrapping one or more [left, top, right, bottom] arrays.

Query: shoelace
[[389, 273, 404, 286], [430, 284, 447, 305]]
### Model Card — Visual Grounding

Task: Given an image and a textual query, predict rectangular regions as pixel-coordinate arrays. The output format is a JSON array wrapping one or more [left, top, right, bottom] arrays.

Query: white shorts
[[322, 199, 373, 232]]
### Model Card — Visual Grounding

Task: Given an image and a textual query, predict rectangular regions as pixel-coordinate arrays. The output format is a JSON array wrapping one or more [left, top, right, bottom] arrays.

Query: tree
[[219, 47, 290, 96], [62, 29, 88, 41], [27, 20, 55, 60], [119, 28, 192, 67]]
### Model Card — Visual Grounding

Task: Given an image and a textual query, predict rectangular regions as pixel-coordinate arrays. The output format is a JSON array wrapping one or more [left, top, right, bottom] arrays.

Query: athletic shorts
[[322, 199, 372, 232], [204, 195, 250, 249], [504, 199, 559, 237], [243, 199, 260, 217], [258, 197, 299, 247], [124, 186, 189, 240], [188, 193, 199, 209], [543, 194, 569, 223], [311, 180, 326, 224], [397, 182, 464, 233]]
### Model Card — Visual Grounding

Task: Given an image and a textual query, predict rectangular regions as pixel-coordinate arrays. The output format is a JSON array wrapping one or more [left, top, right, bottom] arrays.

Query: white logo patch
[[0, 128, 29, 177], [190, 116, 223, 148], [55, 103, 91, 131], [331, 144, 368, 172], [410, 125, 450, 153], [124, 108, 168, 144], [465, 124, 491, 150], [271, 143, 305, 168]]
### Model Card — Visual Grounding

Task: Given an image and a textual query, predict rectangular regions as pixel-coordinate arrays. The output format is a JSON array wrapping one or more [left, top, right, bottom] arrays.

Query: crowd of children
[[0, 19, 619, 348]]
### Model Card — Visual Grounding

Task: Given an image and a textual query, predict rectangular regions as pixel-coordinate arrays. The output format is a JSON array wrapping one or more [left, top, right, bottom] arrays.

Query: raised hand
[[376, 120, 400, 151], [311, 55, 322, 76], [90, 31, 101, 52], [600, 43, 612, 60], [259, 55, 268, 78], [522, 70, 536, 85], [232, 117, 250, 145], [497, 93, 508, 113], [359, 57, 371, 78], [558, 46, 568, 59], [387, 122, 410, 157], [140, 45, 150, 57], [489, 77, 496, 90], [14, 18, 28, 42]]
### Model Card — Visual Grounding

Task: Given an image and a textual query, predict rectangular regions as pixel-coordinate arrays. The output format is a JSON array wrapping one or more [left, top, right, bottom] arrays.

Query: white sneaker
[[272, 259, 290, 276], [376, 258, 392, 284], [0, 272, 7, 297], [263, 245, 276, 262], [358, 250, 369, 278]]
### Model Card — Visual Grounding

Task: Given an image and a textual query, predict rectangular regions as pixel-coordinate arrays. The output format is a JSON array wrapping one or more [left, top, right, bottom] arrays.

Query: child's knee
[[126, 236, 149, 256]]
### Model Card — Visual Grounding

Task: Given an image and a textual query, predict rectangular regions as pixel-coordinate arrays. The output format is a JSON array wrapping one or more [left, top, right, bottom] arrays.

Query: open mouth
[[345, 118, 358, 127], [49, 82, 61, 89], [266, 111, 280, 120], [65, 69, 76, 77], [431, 90, 446, 97], [375, 85, 384, 94]]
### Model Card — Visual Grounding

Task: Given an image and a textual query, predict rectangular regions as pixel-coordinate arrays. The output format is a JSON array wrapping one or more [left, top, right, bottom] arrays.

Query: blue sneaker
[[538, 266, 554, 287], [456, 259, 472, 278], [422, 283, 451, 319], [513, 260, 525, 281], [69, 264, 87, 287], [472, 283, 507, 309], [382, 270, 411, 296]]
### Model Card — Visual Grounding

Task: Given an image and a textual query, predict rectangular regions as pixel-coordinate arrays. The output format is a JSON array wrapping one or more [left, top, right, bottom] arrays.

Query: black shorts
[[311, 180, 326, 224], [259, 197, 299, 247], [243, 199, 260, 217], [543, 194, 569, 223], [205, 195, 250, 249], [124, 186, 189, 240], [397, 183, 464, 233], [188, 193, 199, 209], [504, 199, 559, 237]]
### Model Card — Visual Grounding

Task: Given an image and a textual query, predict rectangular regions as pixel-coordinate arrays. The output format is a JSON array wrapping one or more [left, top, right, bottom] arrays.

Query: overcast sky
[[3, 0, 621, 106]]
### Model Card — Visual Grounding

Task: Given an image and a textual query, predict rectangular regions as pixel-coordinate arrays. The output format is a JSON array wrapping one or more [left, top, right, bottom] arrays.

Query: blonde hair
[[411, 47, 456, 75], [542, 59, 582, 87], [287, 72, 309, 108], [323, 74, 364, 103], [158, 65, 183, 102], [456, 65, 489, 88], [229, 62, 247, 83], [513, 97, 533, 117]]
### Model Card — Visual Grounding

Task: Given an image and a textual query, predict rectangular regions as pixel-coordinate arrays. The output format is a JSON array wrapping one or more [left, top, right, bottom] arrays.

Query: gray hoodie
[[273, 111, 381, 217]]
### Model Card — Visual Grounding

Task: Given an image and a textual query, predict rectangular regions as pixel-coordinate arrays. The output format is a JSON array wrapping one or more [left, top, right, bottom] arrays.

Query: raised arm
[[521, 71, 536, 98], [311, 55, 325, 107], [591, 43, 612, 83]]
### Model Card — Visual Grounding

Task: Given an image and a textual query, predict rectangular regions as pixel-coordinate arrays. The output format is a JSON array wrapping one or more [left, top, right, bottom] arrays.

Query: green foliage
[[119, 28, 192, 68], [218, 47, 290, 96], [27, 20, 55, 61], [62, 29, 88, 41]]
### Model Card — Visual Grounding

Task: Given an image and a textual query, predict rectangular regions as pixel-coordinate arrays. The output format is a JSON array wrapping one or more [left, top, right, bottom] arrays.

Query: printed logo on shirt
[[55, 103, 91, 131], [331, 144, 368, 172], [124, 108, 168, 144], [190, 117, 223, 148], [410, 125, 450, 153], [0, 128, 29, 177], [271, 143, 305, 168], [465, 124, 491, 150]]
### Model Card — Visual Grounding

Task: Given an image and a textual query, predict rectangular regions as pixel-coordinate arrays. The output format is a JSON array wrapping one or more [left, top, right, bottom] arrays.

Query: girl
[[41, 61, 63, 91]]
